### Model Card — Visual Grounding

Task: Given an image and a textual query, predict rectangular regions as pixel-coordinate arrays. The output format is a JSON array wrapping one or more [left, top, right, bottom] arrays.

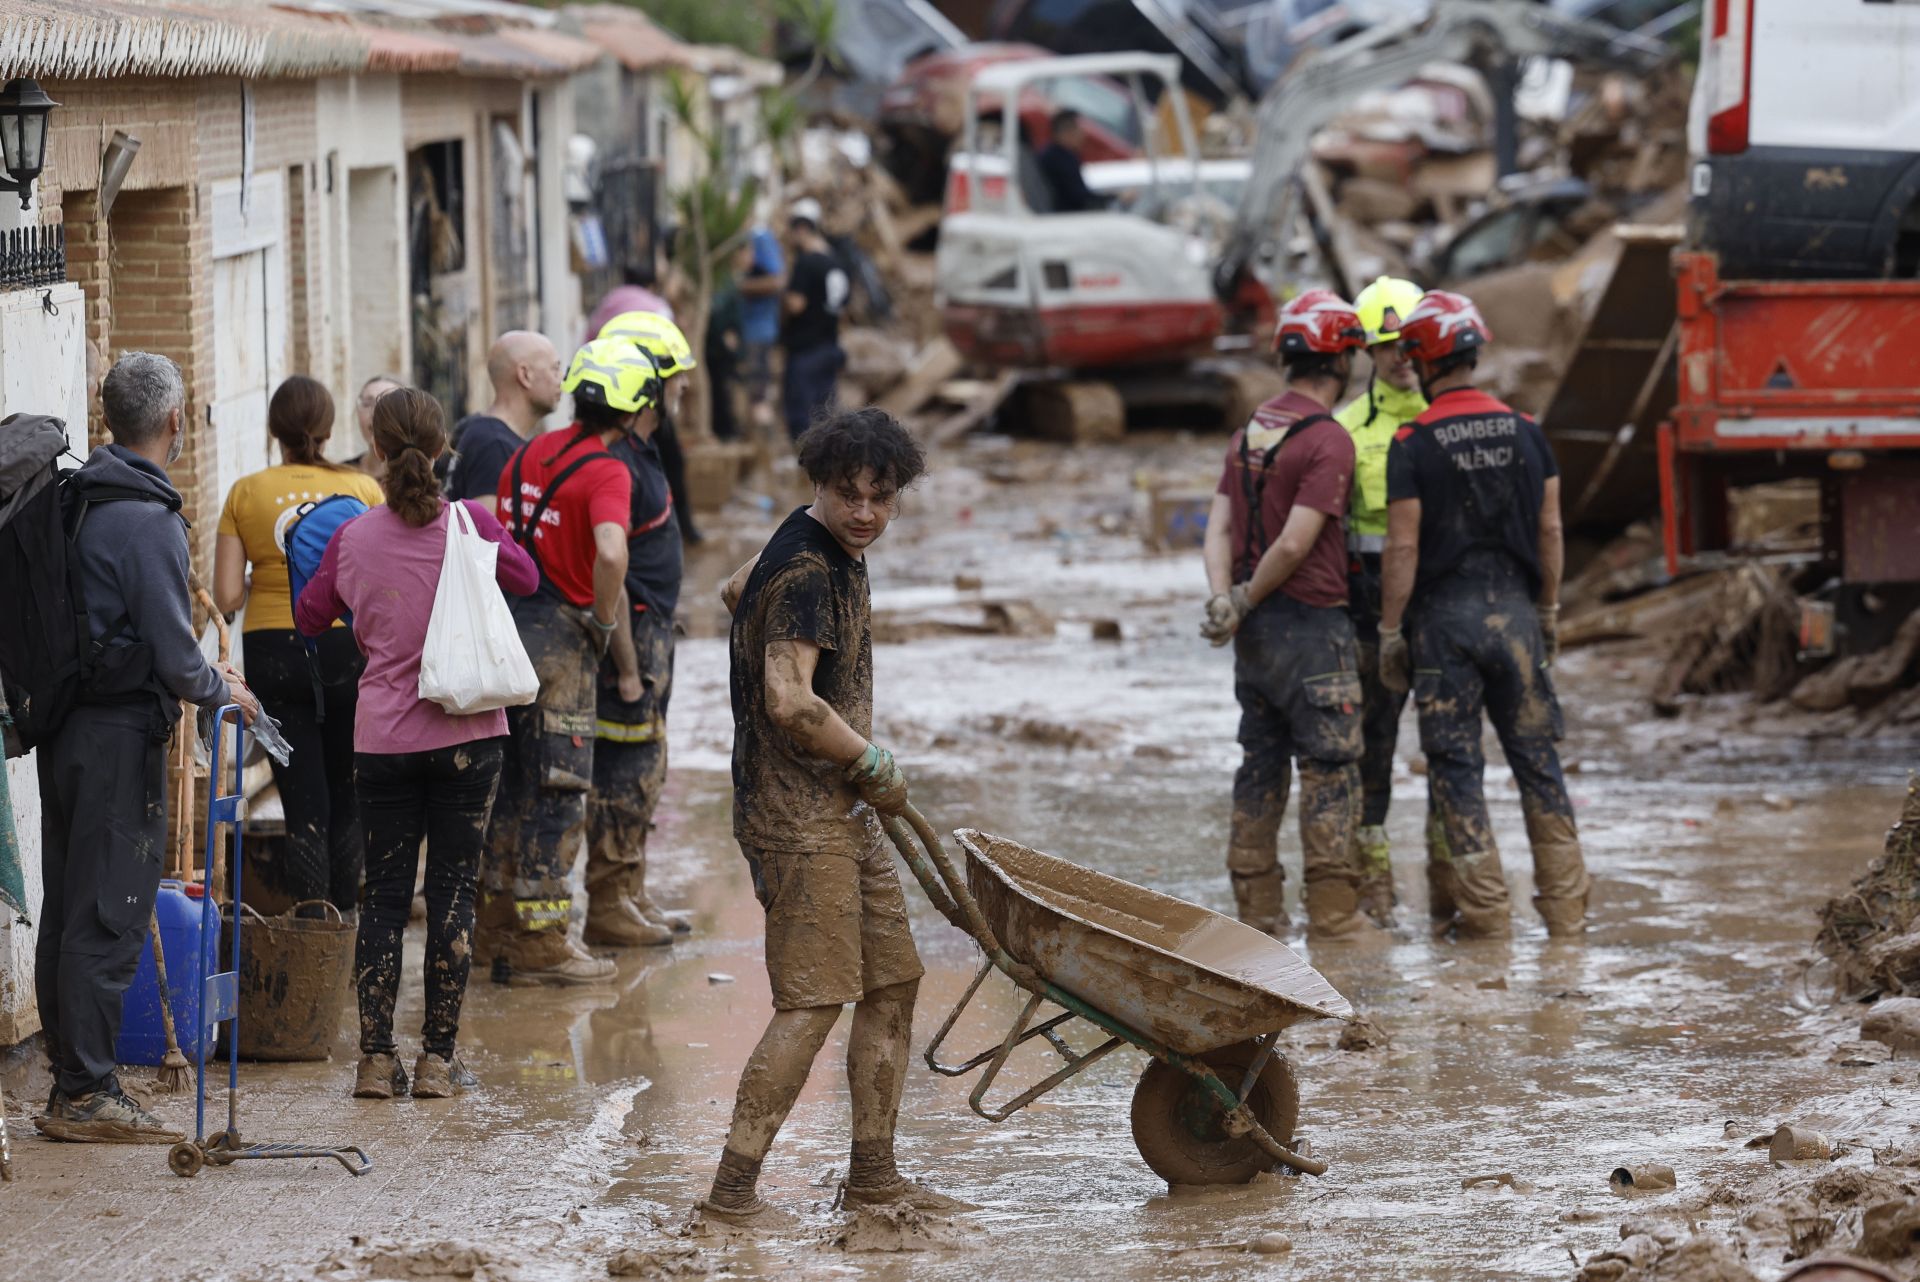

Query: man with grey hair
[[34, 351, 258, 1144]]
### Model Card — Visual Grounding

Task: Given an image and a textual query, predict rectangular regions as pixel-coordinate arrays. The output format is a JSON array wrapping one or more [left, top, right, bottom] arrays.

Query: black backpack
[[0, 416, 167, 756]]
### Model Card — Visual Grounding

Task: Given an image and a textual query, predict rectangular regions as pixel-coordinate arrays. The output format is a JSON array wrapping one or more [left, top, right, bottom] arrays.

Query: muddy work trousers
[[587, 608, 673, 902], [1410, 558, 1590, 935], [484, 596, 600, 931], [1227, 595, 1364, 931], [35, 702, 171, 1097], [1347, 556, 1410, 829], [355, 740, 503, 1059]]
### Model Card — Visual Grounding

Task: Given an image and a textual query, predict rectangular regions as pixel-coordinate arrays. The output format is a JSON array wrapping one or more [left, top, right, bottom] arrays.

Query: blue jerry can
[[114, 880, 208, 1066]]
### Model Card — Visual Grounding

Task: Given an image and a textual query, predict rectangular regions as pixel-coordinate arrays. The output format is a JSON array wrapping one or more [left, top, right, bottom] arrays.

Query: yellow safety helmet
[[563, 338, 661, 414], [598, 310, 699, 377], [1352, 276, 1425, 347]]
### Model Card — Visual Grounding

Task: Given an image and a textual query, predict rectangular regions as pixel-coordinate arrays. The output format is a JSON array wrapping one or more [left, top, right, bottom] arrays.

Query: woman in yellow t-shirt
[[214, 375, 385, 913]]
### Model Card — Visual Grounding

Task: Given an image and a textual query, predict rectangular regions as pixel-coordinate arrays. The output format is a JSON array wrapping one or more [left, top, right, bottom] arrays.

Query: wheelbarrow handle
[[884, 805, 1014, 969]]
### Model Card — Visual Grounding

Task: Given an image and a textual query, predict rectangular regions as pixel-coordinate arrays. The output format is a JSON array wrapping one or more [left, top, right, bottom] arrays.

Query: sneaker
[[411, 1053, 478, 1099], [838, 1176, 979, 1213], [353, 1053, 408, 1100], [34, 1087, 182, 1144]]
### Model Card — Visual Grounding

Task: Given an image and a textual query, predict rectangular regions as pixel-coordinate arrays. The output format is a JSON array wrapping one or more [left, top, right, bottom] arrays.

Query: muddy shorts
[[741, 840, 925, 1010]]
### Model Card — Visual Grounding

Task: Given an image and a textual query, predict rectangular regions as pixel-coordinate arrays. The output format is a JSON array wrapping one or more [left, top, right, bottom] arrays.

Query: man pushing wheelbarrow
[[705, 408, 1350, 1224]]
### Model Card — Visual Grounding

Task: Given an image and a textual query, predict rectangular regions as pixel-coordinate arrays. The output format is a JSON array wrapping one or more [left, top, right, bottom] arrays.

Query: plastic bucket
[[221, 900, 353, 1062], [116, 880, 208, 1066]]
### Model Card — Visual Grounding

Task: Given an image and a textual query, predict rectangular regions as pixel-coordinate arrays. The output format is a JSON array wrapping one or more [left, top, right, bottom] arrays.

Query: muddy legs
[[708, 1004, 840, 1212], [846, 979, 917, 1196]]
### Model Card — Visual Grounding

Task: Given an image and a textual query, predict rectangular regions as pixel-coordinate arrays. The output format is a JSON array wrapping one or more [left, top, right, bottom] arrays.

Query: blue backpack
[[284, 493, 369, 720]]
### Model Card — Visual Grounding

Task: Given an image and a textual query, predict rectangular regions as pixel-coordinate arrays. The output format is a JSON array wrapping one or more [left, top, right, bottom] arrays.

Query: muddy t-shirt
[[1214, 391, 1353, 607], [1386, 386, 1557, 599], [730, 507, 877, 856]]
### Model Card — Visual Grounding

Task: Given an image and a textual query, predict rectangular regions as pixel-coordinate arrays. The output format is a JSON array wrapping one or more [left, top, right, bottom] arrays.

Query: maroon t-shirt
[[1214, 390, 1353, 608]]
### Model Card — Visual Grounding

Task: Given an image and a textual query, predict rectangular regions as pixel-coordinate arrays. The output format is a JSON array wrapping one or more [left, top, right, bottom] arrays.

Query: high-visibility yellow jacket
[[1335, 378, 1428, 546]]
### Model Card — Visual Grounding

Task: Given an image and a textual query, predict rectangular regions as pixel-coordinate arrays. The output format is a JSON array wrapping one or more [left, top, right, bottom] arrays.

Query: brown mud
[[3, 435, 1919, 1281]]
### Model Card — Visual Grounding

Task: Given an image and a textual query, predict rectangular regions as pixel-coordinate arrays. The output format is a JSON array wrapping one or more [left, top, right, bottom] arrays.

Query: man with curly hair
[[701, 408, 965, 1225]]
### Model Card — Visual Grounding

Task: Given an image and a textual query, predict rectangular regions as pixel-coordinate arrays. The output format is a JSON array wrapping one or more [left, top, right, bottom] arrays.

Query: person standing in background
[[780, 199, 849, 442], [444, 331, 565, 508], [214, 375, 384, 914], [298, 387, 539, 1101], [479, 339, 651, 986], [36, 353, 258, 1143], [1379, 290, 1589, 939], [345, 374, 404, 480], [586, 263, 675, 346], [739, 226, 786, 428], [1334, 276, 1434, 927]]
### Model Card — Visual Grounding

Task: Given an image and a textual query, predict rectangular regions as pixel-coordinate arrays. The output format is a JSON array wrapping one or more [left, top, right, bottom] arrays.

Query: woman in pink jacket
[[297, 387, 539, 1102]]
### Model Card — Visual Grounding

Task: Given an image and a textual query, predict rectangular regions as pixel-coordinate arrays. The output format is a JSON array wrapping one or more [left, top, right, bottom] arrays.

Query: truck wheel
[[1130, 1040, 1300, 1185]]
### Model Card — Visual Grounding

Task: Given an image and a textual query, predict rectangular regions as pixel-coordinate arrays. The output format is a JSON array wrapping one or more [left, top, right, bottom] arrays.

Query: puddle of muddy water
[[5, 435, 1918, 1282]]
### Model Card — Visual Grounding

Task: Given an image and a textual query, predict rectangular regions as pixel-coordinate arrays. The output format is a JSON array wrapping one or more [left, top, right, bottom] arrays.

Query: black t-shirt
[[782, 249, 848, 353], [609, 432, 683, 620], [1386, 386, 1558, 599], [1037, 142, 1100, 213], [445, 415, 523, 503], [729, 507, 875, 854]]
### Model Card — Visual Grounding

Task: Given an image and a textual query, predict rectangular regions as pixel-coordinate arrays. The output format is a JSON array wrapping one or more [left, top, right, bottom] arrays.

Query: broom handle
[[149, 905, 182, 1055]]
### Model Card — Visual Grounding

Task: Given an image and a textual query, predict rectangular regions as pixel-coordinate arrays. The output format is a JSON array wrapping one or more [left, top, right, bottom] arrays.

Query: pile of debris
[[1310, 64, 1691, 415], [1561, 491, 1920, 733], [1817, 779, 1920, 1000]]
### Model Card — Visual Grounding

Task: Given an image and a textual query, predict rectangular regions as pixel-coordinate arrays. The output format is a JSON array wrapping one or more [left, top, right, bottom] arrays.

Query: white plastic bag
[[418, 500, 539, 714]]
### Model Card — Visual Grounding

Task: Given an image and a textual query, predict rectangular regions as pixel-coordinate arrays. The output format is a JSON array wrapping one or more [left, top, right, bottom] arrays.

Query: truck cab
[[1688, 0, 1920, 278]]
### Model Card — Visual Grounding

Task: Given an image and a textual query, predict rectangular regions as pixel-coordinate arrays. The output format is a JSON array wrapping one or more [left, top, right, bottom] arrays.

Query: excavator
[[935, 0, 1666, 441]]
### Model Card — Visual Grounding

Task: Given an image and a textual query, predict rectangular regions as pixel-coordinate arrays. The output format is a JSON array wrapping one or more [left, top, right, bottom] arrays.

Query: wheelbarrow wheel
[[168, 1141, 204, 1179], [1130, 1039, 1299, 1186]]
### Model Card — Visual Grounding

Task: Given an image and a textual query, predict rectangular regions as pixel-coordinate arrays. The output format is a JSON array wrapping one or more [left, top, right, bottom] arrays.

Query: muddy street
[[4, 435, 1915, 1282]]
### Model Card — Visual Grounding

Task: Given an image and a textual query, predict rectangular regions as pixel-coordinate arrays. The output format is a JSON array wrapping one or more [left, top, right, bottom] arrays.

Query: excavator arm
[[1216, 0, 1669, 301]]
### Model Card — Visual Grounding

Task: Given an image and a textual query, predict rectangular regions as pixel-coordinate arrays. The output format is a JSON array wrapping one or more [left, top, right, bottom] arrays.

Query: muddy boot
[[838, 1177, 979, 1213], [631, 851, 693, 936], [411, 1053, 479, 1099], [35, 1080, 182, 1144], [584, 888, 673, 948], [1424, 810, 1458, 927], [1303, 878, 1388, 943], [472, 891, 515, 976], [1352, 824, 1396, 927], [496, 927, 616, 986], [1230, 869, 1289, 935], [1525, 813, 1591, 939], [695, 1197, 798, 1230], [1534, 896, 1587, 937], [353, 1053, 409, 1100]]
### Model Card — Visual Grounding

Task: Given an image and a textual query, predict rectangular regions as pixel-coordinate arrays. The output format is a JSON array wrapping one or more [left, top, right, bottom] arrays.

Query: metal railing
[[0, 223, 65, 291]]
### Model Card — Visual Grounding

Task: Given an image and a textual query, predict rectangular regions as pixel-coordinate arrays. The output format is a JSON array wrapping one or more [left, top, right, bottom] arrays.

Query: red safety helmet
[[1271, 289, 1366, 355], [1397, 290, 1492, 363]]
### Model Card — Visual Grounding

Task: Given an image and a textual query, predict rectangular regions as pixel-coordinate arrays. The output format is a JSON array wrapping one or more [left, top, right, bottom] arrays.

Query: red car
[[879, 42, 1143, 203]]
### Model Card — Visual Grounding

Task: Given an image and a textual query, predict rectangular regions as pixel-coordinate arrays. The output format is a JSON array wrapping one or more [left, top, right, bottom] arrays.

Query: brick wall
[[288, 163, 311, 374], [58, 190, 109, 443]]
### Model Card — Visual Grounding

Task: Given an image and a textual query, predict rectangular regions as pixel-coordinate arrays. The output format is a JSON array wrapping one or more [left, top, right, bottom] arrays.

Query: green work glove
[[1538, 603, 1561, 666], [847, 741, 909, 816], [1199, 585, 1251, 647], [1379, 625, 1410, 695]]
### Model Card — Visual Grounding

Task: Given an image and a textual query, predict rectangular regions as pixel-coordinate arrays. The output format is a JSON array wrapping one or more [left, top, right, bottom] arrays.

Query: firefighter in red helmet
[[1199, 290, 1383, 941], [1378, 290, 1590, 939]]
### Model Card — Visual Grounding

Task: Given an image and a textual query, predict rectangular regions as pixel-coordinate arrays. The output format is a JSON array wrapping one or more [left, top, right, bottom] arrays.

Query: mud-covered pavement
[[4, 434, 1918, 1281]]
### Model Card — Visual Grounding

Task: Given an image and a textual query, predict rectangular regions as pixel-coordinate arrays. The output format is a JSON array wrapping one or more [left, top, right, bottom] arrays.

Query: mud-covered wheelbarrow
[[883, 806, 1351, 1185]]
